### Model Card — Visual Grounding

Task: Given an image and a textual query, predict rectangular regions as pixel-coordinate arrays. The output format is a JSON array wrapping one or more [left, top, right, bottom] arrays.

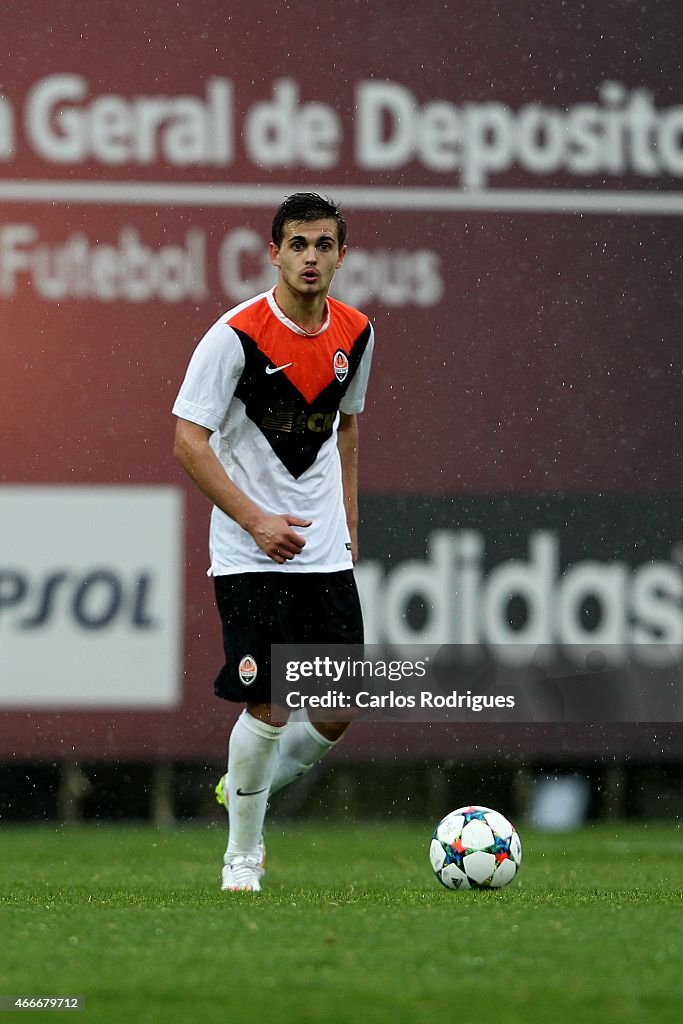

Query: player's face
[[270, 219, 346, 299]]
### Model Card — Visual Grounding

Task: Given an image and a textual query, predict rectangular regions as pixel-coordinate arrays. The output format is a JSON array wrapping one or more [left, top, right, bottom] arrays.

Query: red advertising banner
[[1, 1, 681, 760]]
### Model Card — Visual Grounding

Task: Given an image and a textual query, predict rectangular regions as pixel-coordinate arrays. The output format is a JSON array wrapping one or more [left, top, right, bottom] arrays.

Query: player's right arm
[[173, 418, 310, 563], [172, 318, 310, 563]]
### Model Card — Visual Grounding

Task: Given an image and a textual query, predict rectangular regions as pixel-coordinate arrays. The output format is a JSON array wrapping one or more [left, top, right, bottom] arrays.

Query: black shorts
[[212, 570, 364, 703]]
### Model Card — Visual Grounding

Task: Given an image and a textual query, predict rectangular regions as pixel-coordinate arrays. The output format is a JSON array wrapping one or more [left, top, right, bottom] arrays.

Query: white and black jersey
[[173, 288, 374, 574]]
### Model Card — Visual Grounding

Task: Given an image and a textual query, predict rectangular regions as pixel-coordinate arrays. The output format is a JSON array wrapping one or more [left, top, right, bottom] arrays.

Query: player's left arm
[[337, 412, 360, 563]]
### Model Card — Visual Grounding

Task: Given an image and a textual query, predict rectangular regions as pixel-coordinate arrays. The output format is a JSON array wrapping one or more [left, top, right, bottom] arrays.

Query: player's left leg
[[266, 569, 363, 796], [268, 710, 348, 794], [218, 711, 351, 808]]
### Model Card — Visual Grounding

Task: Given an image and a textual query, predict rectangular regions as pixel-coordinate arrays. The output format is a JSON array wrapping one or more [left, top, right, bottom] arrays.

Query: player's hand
[[249, 514, 312, 564]]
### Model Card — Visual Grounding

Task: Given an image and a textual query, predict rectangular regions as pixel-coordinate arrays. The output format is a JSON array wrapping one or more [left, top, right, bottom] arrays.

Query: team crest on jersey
[[333, 349, 349, 382], [238, 655, 258, 685]]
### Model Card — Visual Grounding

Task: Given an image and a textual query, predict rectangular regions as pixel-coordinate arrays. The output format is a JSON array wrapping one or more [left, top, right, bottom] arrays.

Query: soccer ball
[[430, 805, 522, 890]]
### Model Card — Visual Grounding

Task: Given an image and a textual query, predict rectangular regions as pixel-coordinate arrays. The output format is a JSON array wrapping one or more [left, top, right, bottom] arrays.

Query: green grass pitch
[[0, 821, 681, 1023]]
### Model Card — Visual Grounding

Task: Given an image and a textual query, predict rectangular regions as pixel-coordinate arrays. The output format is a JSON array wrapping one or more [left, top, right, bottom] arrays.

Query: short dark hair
[[271, 192, 347, 248]]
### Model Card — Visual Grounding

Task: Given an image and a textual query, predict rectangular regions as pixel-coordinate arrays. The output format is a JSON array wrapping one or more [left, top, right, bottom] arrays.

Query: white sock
[[225, 710, 283, 861], [269, 710, 338, 796]]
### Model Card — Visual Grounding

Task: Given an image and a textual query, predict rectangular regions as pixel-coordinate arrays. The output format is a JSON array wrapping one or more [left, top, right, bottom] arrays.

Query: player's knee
[[313, 718, 352, 741], [246, 702, 290, 728]]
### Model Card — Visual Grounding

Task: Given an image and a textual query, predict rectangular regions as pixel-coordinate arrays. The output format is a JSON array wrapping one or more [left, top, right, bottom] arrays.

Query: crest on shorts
[[238, 655, 258, 685], [333, 349, 349, 382]]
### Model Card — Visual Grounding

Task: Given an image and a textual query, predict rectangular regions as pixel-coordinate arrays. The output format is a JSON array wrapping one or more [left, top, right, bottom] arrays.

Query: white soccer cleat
[[221, 855, 264, 892], [215, 773, 266, 872]]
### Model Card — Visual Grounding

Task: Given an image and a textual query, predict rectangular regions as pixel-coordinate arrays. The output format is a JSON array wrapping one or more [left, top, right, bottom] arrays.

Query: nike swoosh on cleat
[[235, 787, 267, 796], [265, 363, 293, 375]]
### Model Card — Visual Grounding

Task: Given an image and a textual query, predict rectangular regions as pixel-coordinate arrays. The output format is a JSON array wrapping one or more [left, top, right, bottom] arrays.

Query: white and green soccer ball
[[430, 805, 522, 890]]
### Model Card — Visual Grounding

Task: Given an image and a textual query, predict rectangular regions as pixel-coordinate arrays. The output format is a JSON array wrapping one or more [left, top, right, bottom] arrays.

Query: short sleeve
[[172, 318, 245, 432], [340, 324, 374, 415]]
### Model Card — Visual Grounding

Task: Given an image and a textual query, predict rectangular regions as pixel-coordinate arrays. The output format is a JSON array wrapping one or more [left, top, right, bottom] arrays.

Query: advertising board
[[0, 487, 182, 708], [1, 1, 680, 759]]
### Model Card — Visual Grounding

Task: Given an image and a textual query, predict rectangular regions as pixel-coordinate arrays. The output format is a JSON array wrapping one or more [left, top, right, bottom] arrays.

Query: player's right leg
[[214, 773, 266, 871], [216, 701, 292, 889], [220, 706, 285, 892], [212, 574, 290, 892]]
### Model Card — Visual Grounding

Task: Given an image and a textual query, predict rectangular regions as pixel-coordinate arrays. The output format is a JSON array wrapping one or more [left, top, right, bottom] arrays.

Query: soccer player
[[172, 193, 374, 891]]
